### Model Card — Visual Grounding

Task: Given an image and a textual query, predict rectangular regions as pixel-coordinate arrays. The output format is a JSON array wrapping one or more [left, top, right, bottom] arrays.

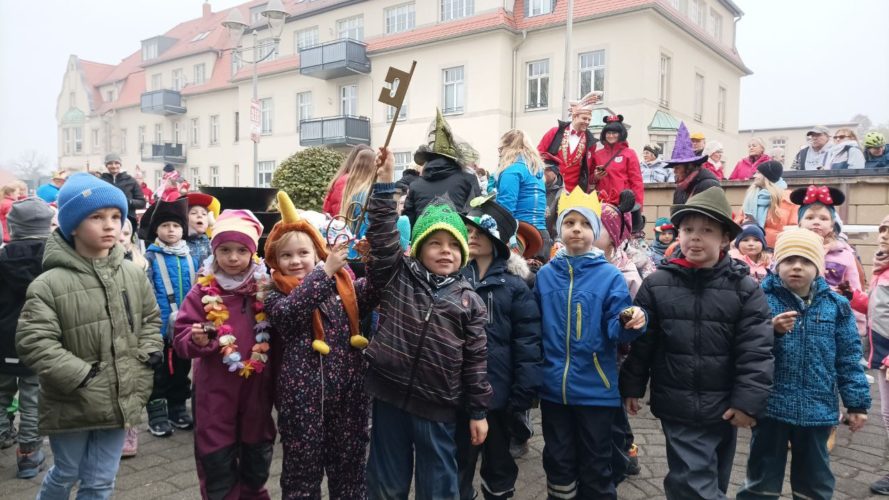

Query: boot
[[16, 447, 45, 479], [626, 443, 641, 476], [168, 402, 194, 430], [147, 399, 173, 437], [121, 427, 139, 457]]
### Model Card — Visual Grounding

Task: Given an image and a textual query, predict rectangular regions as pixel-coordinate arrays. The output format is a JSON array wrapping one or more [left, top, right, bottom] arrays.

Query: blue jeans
[[37, 429, 127, 500], [367, 399, 458, 500], [736, 418, 834, 500], [0, 374, 41, 451]]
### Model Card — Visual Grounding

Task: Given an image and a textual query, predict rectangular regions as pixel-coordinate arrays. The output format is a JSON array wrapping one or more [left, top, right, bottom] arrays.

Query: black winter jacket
[[462, 256, 542, 411], [99, 171, 147, 215], [395, 168, 422, 194], [619, 255, 774, 424], [403, 156, 480, 227], [672, 167, 721, 204], [0, 238, 47, 376]]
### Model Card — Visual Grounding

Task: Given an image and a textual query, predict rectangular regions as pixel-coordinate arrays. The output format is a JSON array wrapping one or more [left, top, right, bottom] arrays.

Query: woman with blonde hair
[[741, 160, 796, 248], [338, 148, 379, 267], [829, 128, 865, 169], [495, 128, 550, 258], [730, 137, 771, 180], [323, 144, 373, 215]]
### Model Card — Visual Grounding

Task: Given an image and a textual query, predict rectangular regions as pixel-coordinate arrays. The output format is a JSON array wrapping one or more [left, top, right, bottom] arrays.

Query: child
[[536, 188, 647, 499], [620, 187, 774, 500], [185, 192, 220, 267], [173, 209, 277, 500], [457, 195, 542, 500], [0, 198, 54, 478], [263, 191, 380, 499], [120, 218, 148, 271], [740, 160, 796, 249], [144, 197, 197, 437], [364, 148, 493, 499], [16, 173, 162, 497], [729, 224, 771, 283], [865, 215, 889, 495], [597, 197, 644, 296], [737, 228, 870, 500], [648, 217, 676, 265]]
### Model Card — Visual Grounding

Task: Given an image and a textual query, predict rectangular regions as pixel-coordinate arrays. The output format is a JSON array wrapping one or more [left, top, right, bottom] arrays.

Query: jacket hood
[[465, 253, 533, 285], [42, 229, 124, 275], [662, 253, 749, 281], [100, 171, 133, 181], [421, 156, 462, 181], [0, 239, 46, 295]]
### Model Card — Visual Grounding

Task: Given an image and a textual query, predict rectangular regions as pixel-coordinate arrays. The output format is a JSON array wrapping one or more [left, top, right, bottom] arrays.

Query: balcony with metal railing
[[140, 89, 186, 115], [299, 116, 370, 147], [140, 142, 186, 164], [299, 39, 370, 79]]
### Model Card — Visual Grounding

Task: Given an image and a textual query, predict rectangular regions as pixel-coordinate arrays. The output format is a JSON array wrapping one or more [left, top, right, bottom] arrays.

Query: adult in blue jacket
[[495, 129, 551, 259], [35, 171, 67, 203]]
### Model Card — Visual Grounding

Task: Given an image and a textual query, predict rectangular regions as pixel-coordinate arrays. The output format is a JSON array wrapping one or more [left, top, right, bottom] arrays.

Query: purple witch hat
[[666, 122, 709, 166]]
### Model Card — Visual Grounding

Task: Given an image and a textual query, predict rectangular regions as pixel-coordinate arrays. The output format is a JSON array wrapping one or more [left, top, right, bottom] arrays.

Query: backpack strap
[[154, 255, 179, 313]]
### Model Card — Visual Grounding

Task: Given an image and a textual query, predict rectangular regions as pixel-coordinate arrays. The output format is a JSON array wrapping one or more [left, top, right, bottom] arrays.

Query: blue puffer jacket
[[462, 256, 543, 411], [865, 148, 889, 169], [496, 156, 547, 232], [145, 246, 197, 338], [535, 252, 645, 407], [761, 273, 871, 426]]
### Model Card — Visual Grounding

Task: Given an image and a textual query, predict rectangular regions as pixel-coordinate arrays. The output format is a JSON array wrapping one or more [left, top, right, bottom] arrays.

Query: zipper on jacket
[[562, 262, 575, 405], [693, 279, 702, 422], [402, 303, 435, 408], [121, 291, 134, 333], [487, 292, 494, 325], [576, 303, 582, 340], [593, 353, 611, 389]]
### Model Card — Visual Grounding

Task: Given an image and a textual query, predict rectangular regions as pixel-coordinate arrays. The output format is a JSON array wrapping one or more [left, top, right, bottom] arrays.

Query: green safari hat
[[670, 187, 741, 238]]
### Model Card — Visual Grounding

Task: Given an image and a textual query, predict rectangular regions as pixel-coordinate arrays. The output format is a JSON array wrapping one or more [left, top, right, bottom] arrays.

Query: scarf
[[650, 238, 671, 259], [212, 259, 260, 294], [675, 169, 700, 195], [271, 266, 360, 345], [153, 238, 190, 257], [554, 246, 604, 261], [874, 251, 889, 276]]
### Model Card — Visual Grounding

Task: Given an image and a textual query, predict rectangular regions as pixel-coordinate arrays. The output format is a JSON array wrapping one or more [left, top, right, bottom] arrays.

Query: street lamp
[[223, 0, 287, 185]]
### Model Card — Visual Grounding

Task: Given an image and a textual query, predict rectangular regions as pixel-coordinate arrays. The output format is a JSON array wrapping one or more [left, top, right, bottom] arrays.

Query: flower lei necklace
[[196, 264, 272, 379]]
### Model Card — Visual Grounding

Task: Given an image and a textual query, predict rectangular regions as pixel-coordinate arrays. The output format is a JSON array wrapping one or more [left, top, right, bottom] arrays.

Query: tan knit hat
[[774, 228, 825, 276]]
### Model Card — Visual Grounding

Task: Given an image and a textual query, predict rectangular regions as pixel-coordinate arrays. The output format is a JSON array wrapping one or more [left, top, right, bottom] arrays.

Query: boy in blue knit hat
[[16, 173, 162, 499]]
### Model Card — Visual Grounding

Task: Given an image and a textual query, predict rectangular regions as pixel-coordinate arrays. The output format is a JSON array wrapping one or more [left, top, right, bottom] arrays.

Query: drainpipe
[[562, 0, 574, 120], [510, 29, 528, 129]]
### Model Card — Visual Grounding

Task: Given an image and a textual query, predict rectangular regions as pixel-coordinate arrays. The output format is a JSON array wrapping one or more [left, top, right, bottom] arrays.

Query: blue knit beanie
[[734, 224, 767, 250], [57, 173, 128, 241]]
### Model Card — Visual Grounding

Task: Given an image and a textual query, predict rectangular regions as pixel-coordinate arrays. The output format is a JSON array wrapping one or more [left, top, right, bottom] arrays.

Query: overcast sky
[[1, 0, 887, 169]]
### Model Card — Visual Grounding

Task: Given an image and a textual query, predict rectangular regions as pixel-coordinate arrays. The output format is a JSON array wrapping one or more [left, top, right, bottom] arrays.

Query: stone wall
[[640, 175, 889, 278]]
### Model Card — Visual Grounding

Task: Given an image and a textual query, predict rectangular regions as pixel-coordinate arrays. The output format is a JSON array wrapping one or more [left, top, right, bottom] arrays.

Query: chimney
[[203, 2, 212, 19]]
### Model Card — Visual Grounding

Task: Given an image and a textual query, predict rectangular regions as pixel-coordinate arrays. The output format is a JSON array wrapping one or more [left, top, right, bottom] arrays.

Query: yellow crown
[[557, 187, 602, 217]]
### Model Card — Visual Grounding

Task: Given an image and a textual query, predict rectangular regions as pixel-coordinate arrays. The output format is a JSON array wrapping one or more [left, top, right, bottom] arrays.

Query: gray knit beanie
[[8, 197, 55, 239]]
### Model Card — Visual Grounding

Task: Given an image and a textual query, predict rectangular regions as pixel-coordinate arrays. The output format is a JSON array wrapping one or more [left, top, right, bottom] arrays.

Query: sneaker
[[147, 399, 174, 437], [121, 427, 138, 458], [0, 427, 16, 450], [16, 448, 45, 479], [626, 443, 641, 476], [168, 403, 194, 430], [872, 474, 889, 495]]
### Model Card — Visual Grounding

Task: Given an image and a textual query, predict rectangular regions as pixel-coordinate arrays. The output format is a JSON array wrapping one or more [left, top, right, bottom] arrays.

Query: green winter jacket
[[16, 231, 162, 434]]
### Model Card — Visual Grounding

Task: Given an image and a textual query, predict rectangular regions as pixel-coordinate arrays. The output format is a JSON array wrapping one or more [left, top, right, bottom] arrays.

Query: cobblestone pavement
[[1, 382, 888, 499]]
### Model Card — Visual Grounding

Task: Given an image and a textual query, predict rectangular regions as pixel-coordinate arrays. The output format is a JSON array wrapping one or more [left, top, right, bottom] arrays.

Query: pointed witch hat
[[415, 108, 478, 166], [666, 122, 709, 166]]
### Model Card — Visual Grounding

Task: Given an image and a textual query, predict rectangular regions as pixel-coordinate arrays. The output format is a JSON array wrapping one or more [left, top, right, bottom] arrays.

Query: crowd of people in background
[[0, 99, 888, 500]]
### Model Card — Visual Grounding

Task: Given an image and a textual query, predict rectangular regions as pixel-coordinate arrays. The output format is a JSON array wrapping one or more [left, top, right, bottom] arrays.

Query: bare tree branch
[[11, 150, 51, 181]]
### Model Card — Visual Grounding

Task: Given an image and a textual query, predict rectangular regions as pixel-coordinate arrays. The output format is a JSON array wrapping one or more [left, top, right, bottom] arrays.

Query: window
[[709, 9, 723, 42], [340, 86, 357, 116], [527, 0, 554, 16], [190, 118, 200, 146], [234, 111, 240, 142], [255, 39, 278, 62], [154, 123, 163, 144], [297, 92, 313, 127], [154, 169, 163, 188], [69, 92, 76, 108], [337, 16, 364, 41], [209, 166, 219, 186], [234, 164, 240, 187], [74, 127, 83, 154], [92, 128, 100, 150], [771, 137, 786, 150], [442, 66, 465, 114], [173, 121, 181, 144], [257, 161, 275, 187], [260, 98, 273, 134], [151, 73, 162, 91], [650, 133, 676, 159], [138, 126, 145, 147], [190, 167, 201, 185], [210, 115, 219, 145], [385, 3, 415, 34], [579, 50, 606, 101], [294, 27, 319, 51], [120, 129, 127, 153], [693, 73, 704, 122], [62, 129, 70, 155], [250, 4, 267, 24], [717, 86, 726, 131], [441, 0, 473, 21], [191, 31, 210, 42], [231, 54, 243, 75], [670, 0, 688, 15], [172, 69, 184, 91], [194, 63, 206, 84], [385, 80, 407, 121], [142, 40, 158, 61], [526, 59, 549, 110], [658, 54, 671, 108], [393, 152, 412, 180], [689, 0, 705, 26], [106, 89, 115, 102]]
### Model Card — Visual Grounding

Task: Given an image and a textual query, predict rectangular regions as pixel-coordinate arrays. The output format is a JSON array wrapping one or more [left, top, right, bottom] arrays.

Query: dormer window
[[250, 4, 267, 24], [191, 31, 211, 42], [142, 40, 158, 60]]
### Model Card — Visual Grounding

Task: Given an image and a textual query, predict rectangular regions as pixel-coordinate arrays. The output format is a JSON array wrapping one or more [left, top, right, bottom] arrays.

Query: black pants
[[149, 343, 191, 405], [661, 419, 737, 500], [541, 400, 617, 500], [610, 405, 633, 484], [456, 409, 518, 500]]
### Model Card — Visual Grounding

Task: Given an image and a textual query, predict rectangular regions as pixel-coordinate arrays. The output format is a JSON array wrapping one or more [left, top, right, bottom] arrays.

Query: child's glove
[[78, 362, 101, 388], [146, 351, 163, 369]]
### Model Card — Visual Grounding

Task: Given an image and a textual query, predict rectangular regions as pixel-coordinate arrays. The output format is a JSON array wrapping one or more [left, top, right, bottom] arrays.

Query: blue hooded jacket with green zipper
[[535, 252, 645, 407]]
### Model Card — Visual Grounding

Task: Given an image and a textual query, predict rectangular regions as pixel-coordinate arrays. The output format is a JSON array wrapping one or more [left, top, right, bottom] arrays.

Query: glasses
[[833, 135, 849, 140]]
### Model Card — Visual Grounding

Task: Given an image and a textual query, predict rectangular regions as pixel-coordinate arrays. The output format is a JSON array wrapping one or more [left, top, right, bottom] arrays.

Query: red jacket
[[591, 141, 644, 207], [729, 155, 771, 181], [323, 175, 349, 216]]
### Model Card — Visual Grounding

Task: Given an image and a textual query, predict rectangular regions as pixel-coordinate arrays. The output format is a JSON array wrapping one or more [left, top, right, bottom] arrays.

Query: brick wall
[[640, 175, 889, 278]]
